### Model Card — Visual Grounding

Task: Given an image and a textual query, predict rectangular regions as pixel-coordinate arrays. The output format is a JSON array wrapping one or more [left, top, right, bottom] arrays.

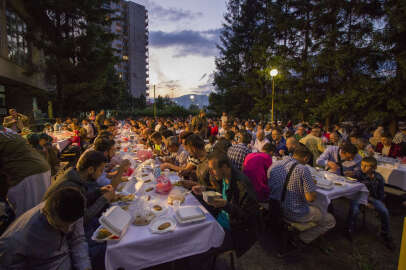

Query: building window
[[0, 85, 5, 107], [6, 7, 30, 66], [123, 55, 128, 61]]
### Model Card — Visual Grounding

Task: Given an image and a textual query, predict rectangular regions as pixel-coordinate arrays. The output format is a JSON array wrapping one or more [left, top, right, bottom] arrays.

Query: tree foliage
[[22, 0, 130, 115], [211, 0, 406, 124]]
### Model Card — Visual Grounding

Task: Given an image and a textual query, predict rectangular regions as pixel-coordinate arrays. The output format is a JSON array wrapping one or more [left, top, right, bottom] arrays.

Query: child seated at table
[[347, 156, 394, 249]]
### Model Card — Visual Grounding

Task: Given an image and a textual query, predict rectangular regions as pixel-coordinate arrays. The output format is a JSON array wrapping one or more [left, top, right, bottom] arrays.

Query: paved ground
[[233, 196, 404, 270], [148, 195, 405, 270]]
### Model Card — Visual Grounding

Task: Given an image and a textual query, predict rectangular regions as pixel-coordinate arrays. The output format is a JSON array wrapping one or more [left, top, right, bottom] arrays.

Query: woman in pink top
[[242, 144, 274, 202]]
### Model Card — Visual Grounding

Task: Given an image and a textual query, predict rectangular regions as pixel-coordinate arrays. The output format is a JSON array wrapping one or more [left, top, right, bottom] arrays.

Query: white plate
[[149, 217, 176, 234], [344, 177, 358, 183], [150, 202, 168, 216], [91, 225, 122, 243]]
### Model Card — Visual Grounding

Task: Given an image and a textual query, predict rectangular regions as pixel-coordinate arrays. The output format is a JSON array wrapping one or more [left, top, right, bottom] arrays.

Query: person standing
[[82, 119, 95, 143], [221, 112, 228, 128], [89, 110, 96, 122], [2, 109, 29, 134], [300, 125, 325, 165], [0, 130, 51, 217], [191, 110, 208, 139], [294, 124, 307, 141], [95, 110, 106, 132]]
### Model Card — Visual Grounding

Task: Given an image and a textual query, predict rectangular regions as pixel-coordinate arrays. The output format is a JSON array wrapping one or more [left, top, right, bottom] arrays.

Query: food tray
[[174, 206, 206, 224], [91, 225, 123, 243]]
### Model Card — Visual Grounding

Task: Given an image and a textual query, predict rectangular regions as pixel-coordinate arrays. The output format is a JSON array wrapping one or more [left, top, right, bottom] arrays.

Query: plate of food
[[144, 185, 155, 194], [91, 226, 121, 243], [150, 202, 168, 216], [112, 192, 135, 203], [174, 180, 197, 189], [133, 211, 155, 226], [202, 191, 222, 204], [149, 217, 176, 234], [168, 189, 186, 205]]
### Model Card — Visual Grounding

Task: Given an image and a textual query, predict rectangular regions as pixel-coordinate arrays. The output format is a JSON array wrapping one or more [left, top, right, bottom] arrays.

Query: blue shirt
[[268, 157, 316, 221], [0, 203, 91, 270], [273, 137, 288, 155], [316, 146, 361, 177]]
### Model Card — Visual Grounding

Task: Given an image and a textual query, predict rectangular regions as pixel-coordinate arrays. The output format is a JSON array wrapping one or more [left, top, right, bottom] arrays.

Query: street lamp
[[270, 69, 278, 122]]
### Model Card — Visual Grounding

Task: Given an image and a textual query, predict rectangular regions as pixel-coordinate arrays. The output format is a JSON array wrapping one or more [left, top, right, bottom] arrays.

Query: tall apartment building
[[0, 0, 48, 118], [109, 0, 149, 98]]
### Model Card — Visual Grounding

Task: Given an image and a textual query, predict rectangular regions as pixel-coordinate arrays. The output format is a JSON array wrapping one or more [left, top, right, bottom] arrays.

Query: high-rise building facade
[[109, 0, 149, 98], [0, 0, 49, 118]]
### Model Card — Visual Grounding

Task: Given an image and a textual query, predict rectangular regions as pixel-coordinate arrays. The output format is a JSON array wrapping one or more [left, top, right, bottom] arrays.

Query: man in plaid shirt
[[227, 131, 252, 170]]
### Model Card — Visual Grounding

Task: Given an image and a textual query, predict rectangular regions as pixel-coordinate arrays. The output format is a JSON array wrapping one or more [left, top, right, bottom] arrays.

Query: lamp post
[[190, 95, 195, 106], [270, 69, 278, 122]]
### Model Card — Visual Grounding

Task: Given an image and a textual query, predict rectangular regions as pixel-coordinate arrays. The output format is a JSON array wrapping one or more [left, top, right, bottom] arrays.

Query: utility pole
[[153, 84, 157, 118]]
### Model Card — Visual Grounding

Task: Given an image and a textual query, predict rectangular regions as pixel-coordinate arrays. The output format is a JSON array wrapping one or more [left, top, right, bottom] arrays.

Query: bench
[[284, 219, 317, 232], [384, 186, 406, 197]]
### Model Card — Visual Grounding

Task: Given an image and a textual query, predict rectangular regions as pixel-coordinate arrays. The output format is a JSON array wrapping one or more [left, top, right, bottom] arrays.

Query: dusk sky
[[130, 0, 227, 97]]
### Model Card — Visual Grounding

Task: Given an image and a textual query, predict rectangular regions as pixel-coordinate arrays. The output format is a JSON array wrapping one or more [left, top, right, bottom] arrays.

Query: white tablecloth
[[377, 164, 406, 191], [54, 138, 71, 152], [308, 170, 369, 213], [314, 181, 369, 213], [105, 186, 225, 270]]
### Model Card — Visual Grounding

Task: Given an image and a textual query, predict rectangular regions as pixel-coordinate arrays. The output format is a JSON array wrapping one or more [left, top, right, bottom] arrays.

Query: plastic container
[[99, 206, 132, 237]]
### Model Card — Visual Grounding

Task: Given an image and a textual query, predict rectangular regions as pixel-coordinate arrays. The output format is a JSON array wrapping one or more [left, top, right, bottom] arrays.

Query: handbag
[[267, 162, 298, 230]]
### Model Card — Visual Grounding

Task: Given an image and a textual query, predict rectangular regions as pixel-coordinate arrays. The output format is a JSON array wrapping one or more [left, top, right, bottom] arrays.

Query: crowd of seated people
[[0, 109, 405, 269]]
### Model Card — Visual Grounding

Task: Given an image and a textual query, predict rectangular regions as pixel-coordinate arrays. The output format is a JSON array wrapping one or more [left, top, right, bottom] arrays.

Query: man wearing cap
[[1, 130, 51, 217], [3, 109, 29, 134], [393, 123, 406, 144]]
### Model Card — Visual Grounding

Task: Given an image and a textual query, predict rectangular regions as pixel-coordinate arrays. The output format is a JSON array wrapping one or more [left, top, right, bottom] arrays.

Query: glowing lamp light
[[270, 69, 278, 77]]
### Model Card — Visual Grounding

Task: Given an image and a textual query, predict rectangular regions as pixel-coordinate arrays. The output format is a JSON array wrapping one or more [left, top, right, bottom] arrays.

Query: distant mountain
[[171, 94, 209, 109]]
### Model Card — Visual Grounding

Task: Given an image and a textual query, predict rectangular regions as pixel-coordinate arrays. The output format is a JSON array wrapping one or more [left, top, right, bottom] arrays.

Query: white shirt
[[218, 128, 226, 138], [253, 138, 270, 152], [221, 116, 228, 126], [84, 124, 94, 139]]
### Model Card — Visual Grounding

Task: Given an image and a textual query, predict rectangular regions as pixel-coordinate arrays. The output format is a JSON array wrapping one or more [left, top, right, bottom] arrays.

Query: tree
[[211, 0, 406, 125], [22, 0, 123, 115]]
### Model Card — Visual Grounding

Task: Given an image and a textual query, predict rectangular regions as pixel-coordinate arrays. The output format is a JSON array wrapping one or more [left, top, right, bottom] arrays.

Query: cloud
[[157, 80, 182, 89], [149, 28, 221, 57], [148, 1, 203, 22]]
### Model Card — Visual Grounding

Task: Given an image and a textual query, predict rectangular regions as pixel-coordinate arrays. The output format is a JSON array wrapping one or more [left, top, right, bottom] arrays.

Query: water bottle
[[153, 167, 161, 178]]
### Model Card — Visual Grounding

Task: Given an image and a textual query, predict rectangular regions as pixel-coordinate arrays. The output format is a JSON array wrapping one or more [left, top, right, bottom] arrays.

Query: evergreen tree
[[22, 0, 124, 115]]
